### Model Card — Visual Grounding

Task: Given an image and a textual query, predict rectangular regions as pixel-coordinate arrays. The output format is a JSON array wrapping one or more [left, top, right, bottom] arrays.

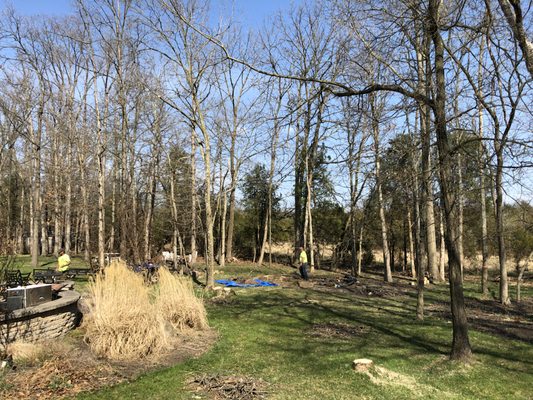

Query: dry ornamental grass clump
[[83, 261, 208, 361], [156, 267, 209, 331], [83, 261, 167, 361]]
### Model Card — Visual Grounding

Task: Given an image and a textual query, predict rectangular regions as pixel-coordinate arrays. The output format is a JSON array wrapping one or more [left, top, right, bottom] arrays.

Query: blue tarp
[[215, 279, 278, 288]]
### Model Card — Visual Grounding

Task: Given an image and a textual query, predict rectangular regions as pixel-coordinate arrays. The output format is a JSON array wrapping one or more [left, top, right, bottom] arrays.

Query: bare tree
[[496, 0, 533, 79], [142, 0, 222, 287]]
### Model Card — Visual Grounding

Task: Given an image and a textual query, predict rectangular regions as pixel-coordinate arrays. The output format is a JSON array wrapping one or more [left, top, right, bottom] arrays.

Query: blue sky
[[2, 0, 74, 15], [2, 0, 299, 26]]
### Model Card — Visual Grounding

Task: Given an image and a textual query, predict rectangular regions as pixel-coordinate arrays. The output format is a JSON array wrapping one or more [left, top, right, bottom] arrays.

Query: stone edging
[[0, 290, 81, 344]]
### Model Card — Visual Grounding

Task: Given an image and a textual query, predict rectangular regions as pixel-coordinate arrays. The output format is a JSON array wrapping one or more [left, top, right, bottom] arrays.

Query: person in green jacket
[[298, 246, 309, 280], [57, 249, 71, 273]]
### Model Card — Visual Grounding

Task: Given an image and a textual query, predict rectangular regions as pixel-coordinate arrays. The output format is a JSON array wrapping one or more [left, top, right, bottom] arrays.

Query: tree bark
[[457, 152, 465, 280], [428, 0, 472, 360], [407, 208, 416, 278], [370, 93, 392, 283], [439, 206, 446, 282], [417, 26, 439, 282], [497, 0, 533, 79], [30, 98, 43, 268], [357, 225, 364, 276], [478, 106, 489, 296], [495, 149, 510, 305], [190, 132, 198, 263]]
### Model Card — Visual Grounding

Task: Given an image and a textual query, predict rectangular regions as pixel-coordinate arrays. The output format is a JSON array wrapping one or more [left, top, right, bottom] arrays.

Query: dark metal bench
[[32, 268, 64, 284], [4, 270, 32, 287], [64, 268, 94, 279]]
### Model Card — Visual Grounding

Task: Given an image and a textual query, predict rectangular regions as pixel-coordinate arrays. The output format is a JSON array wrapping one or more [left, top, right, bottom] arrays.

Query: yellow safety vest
[[58, 254, 71, 272]]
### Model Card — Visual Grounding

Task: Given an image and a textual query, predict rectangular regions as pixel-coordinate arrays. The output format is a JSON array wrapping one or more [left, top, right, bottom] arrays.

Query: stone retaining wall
[[0, 290, 81, 345]]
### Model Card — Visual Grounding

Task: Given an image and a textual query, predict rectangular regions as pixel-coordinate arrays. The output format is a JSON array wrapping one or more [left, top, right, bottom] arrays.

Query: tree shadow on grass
[[215, 286, 533, 371]]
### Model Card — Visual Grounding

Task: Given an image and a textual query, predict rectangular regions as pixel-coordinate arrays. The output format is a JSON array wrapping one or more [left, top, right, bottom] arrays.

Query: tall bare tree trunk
[[93, 73, 107, 269], [168, 159, 185, 273], [143, 172, 156, 261], [439, 206, 446, 281], [428, 0, 472, 360], [305, 164, 315, 272], [30, 92, 45, 268], [190, 132, 197, 263], [109, 167, 116, 252], [426, 171, 438, 280], [495, 149, 510, 305], [225, 129, 237, 262], [79, 157, 90, 261], [417, 26, 439, 282], [479, 177, 489, 295], [370, 93, 392, 283], [357, 225, 364, 276], [53, 132, 62, 254], [220, 189, 227, 267], [129, 107, 140, 264], [193, 99, 215, 288], [457, 152, 464, 280], [217, 150, 226, 268], [413, 159, 425, 320], [40, 196, 47, 256], [17, 186, 24, 253], [64, 136, 72, 253], [476, 37, 490, 296], [407, 208, 416, 278]]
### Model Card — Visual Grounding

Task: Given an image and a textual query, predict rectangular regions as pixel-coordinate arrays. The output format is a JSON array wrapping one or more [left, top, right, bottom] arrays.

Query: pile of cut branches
[[189, 374, 269, 399]]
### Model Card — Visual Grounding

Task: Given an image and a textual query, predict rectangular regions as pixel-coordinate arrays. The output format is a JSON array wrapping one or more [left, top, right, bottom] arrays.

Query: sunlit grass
[[76, 263, 532, 400]]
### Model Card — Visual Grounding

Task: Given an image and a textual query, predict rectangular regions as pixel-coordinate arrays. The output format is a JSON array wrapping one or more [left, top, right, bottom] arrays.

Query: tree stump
[[352, 358, 373, 372]]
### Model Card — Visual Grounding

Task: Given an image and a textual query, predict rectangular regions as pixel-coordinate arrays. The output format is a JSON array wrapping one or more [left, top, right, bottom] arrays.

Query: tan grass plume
[[156, 267, 208, 331], [83, 261, 168, 361]]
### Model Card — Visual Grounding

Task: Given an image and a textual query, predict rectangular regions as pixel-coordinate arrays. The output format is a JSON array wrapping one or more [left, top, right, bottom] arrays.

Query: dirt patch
[[312, 274, 413, 299], [188, 373, 269, 399], [0, 328, 218, 400], [308, 322, 371, 339]]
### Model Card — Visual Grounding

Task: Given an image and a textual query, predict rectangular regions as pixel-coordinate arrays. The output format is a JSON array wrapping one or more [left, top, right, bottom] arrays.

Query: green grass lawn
[[1, 254, 91, 274], [1, 254, 93, 291], [74, 264, 533, 400]]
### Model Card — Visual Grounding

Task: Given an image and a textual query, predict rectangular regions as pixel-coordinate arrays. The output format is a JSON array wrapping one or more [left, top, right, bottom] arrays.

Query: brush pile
[[189, 374, 269, 399]]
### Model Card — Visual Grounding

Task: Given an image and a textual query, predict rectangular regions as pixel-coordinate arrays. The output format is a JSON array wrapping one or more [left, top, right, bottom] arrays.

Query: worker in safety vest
[[57, 249, 71, 273], [298, 246, 309, 280]]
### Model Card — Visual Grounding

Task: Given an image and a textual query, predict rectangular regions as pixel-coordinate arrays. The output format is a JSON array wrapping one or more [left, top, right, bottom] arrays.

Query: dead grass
[[0, 328, 219, 400], [7, 341, 45, 367], [83, 261, 168, 361], [82, 261, 209, 362], [156, 267, 208, 331]]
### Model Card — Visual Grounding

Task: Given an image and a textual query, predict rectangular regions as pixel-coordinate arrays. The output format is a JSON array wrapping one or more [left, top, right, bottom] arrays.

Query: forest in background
[[0, 0, 531, 361]]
